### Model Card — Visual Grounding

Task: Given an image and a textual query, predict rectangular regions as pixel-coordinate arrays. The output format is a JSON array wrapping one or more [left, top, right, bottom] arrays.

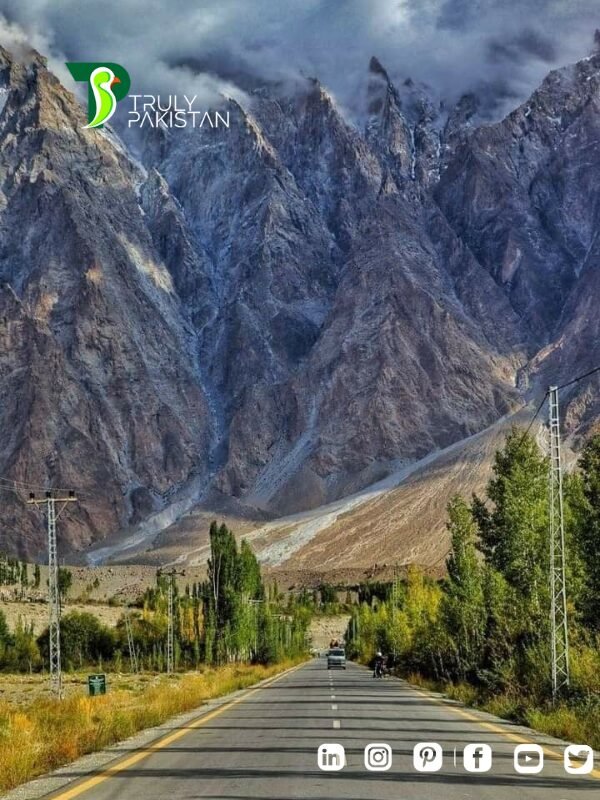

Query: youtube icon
[[514, 744, 544, 774]]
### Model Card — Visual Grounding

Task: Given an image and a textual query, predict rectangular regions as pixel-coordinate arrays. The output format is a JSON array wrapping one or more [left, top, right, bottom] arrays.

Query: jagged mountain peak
[[0, 42, 598, 567], [436, 49, 600, 348], [237, 106, 280, 162], [0, 43, 47, 72], [368, 55, 389, 79], [0, 54, 215, 556], [366, 56, 399, 116]]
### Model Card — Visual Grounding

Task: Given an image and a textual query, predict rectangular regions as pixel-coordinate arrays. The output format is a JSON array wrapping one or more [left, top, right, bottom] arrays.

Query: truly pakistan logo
[[66, 62, 131, 128], [65, 61, 230, 130]]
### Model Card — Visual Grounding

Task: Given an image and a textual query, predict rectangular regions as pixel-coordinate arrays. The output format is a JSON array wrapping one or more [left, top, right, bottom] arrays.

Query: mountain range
[[0, 43, 598, 564]]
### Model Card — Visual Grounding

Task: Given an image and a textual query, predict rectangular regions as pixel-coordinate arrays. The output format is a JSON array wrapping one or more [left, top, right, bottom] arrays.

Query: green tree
[[238, 539, 263, 600], [236, 539, 264, 659], [10, 619, 41, 672], [442, 496, 486, 681], [472, 428, 549, 619], [0, 609, 11, 655], [571, 434, 600, 628], [40, 611, 115, 670], [205, 521, 240, 663], [201, 521, 309, 666], [480, 567, 516, 686], [57, 568, 73, 602]]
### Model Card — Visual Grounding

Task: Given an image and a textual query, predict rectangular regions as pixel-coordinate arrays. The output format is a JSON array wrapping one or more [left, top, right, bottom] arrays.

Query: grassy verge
[[405, 673, 600, 751], [0, 659, 303, 792]]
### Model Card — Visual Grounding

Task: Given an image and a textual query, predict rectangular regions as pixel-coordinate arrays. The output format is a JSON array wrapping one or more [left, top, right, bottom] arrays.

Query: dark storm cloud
[[0, 0, 598, 119], [486, 30, 558, 66]]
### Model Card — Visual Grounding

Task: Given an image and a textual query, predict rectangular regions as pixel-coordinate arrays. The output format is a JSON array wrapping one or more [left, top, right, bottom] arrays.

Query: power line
[[520, 362, 600, 444], [0, 483, 87, 569], [0, 477, 88, 501], [0, 491, 79, 555], [556, 363, 600, 392], [522, 391, 549, 441]]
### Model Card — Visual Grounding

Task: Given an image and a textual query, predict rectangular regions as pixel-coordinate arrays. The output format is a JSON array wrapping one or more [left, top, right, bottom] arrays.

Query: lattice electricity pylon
[[391, 566, 402, 655], [28, 490, 77, 699], [158, 568, 185, 673], [548, 386, 570, 699], [167, 577, 174, 673], [391, 566, 402, 608], [125, 611, 139, 673]]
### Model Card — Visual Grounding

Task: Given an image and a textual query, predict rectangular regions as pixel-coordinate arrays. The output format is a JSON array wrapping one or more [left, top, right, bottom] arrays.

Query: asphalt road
[[47, 660, 598, 800]]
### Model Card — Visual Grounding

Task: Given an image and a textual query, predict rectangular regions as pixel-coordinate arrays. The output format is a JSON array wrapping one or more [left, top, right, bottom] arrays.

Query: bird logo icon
[[66, 62, 130, 129], [85, 66, 122, 128]]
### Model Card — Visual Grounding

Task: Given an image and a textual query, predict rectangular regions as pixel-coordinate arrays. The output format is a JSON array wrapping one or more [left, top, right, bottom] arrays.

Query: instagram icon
[[364, 743, 392, 771]]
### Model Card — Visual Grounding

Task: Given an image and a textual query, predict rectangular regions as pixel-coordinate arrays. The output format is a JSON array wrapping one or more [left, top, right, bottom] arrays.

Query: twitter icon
[[564, 745, 594, 775]]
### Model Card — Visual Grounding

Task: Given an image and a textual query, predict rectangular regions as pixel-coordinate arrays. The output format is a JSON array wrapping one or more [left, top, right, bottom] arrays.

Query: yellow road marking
[[411, 685, 600, 780], [49, 663, 305, 800]]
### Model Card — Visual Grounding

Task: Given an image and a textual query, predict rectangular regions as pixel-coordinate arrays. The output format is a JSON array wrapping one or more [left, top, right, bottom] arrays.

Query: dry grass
[[0, 660, 301, 792], [0, 671, 167, 705], [525, 704, 600, 750], [404, 673, 600, 752]]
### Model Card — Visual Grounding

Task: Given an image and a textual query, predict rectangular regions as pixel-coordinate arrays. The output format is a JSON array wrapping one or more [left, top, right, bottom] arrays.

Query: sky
[[0, 0, 598, 120]]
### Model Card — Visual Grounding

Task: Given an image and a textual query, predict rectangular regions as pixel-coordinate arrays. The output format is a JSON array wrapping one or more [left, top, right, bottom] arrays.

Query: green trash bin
[[88, 674, 107, 696]]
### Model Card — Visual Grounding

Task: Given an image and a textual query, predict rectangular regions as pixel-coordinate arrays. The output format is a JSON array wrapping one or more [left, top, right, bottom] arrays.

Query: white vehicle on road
[[327, 647, 347, 669]]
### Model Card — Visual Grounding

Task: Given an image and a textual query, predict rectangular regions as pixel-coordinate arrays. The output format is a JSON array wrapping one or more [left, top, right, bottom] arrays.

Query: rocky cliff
[[0, 43, 598, 559]]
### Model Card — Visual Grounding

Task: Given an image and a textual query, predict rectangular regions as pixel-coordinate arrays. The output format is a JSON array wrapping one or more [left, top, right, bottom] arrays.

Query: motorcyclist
[[373, 651, 384, 678]]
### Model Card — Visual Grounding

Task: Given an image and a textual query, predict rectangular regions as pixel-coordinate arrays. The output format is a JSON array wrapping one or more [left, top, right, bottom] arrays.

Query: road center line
[[333, 720, 341, 729], [331, 704, 338, 710], [47, 663, 305, 800]]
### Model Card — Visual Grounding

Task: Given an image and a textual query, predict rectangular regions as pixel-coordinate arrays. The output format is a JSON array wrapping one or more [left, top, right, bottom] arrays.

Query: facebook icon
[[463, 744, 493, 773]]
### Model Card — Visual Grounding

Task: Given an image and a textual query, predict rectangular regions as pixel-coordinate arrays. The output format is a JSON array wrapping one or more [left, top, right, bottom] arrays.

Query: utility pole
[[158, 568, 185, 673], [27, 490, 77, 699], [391, 565, 401, 657], [248, 599, 264, 659], [167, 578, 174, 673], [391, 566, 401, 605], [125, 611, 139, 673], [548, 386, 570, 699]]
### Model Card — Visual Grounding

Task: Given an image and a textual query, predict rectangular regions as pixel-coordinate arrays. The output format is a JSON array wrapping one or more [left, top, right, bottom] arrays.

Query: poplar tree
[[572, 434, 600, 628], [443, 495, 486, 680], [472, 428, 549, 623]]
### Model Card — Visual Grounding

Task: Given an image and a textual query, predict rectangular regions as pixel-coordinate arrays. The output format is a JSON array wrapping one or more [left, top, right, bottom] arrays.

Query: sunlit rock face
[[0, 44, 598, 557]]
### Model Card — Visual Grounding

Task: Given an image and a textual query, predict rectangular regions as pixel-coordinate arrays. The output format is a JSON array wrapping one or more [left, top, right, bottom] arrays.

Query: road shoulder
[[373, 666, 600, 776], [1, 664, 302, 800]]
